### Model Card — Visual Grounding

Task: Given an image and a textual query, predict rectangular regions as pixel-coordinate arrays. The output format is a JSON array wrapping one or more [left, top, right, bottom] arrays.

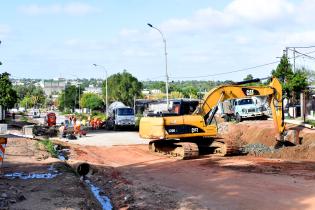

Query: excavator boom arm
[[195, 77, 284, 135]]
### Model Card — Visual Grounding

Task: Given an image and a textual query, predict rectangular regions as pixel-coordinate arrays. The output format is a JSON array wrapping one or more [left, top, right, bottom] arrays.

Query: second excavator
[[139, 77, 298, 159]]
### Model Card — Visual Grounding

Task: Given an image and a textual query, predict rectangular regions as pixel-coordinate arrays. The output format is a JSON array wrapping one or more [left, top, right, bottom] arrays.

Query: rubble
[[241, 143, 276, 155], [0, 184, 26, 210]]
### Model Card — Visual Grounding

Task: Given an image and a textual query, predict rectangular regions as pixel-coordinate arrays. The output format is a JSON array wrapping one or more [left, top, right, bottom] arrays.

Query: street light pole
[[93, 64, 108, 116], [147, 23, 169, 109]]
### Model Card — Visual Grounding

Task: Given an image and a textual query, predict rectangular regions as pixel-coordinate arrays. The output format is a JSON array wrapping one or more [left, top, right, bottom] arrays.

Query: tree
[[20, 96, 32, 108], [271, 55, 308, 101], [287, 69, 308, 94], [181, 86, 198, 99], [58, 85, 83, 111], [0, 72, 18, 109], [170, 91, 184, 99], [80, 93, 103, 111], [272, 55, 294, 84], [14, 84, 45, 108], [104, 70, 142, 106], [243, 74, 254, 81]]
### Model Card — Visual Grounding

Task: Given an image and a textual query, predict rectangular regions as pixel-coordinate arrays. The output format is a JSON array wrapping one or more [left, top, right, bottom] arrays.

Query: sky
[[1, 0, 315, 81]]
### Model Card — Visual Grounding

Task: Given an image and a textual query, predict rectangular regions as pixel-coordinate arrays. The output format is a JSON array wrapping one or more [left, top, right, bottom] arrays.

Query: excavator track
[[149, 139, 240, 159], [149, 140, 199, 160], [209, 140, 240, 156]]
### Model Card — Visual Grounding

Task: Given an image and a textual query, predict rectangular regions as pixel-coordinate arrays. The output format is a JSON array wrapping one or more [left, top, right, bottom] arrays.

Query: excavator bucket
[[282, 130, 300, 145]]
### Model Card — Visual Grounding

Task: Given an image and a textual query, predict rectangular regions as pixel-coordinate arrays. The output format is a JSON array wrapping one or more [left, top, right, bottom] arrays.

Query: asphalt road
[[34, 112, 65, 125]]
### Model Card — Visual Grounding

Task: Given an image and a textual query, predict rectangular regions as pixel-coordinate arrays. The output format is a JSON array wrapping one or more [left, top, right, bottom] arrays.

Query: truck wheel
[[236, 113, 242, 123]]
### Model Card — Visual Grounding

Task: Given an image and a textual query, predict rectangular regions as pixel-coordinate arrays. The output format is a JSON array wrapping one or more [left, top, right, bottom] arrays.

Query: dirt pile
[[219, 121, 278, 146], [262, 141, 315, 160], [219, 120, 315, 161]]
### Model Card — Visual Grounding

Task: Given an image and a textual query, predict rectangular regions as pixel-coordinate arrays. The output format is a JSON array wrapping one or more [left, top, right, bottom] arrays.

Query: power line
[[291, 49, 315, 60], [287, 45, 315, 49], [170, 49, 315, 79], [169, 61, 279, 79]]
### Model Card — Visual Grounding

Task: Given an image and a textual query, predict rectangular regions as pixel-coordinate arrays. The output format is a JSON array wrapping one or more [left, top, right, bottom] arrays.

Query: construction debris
[[241, 143, 276, 155]]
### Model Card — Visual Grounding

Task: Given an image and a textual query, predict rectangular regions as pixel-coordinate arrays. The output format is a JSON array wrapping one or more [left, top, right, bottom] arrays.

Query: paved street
[[34, 112, 65, 125]]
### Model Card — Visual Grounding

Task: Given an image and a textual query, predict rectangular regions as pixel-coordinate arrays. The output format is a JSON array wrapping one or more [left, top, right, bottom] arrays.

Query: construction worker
[[81, 118, 86, 126], [73, 116, 77, 125], [74, 122, 81, 137], [59, 123, 66, 138]]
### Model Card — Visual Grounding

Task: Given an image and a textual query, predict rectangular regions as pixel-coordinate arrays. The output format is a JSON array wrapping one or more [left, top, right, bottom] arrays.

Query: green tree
[[271, 55, 308, 101], [0, 72, 18, 109], [14, 84, 45, 108], [170, 91, 184, 99], [287, 69, 308, 94], [58, 85, 83, 111], [80, 93, 103, 111], [181, 86, 198, 98], [20, 96, 32, 108], [104, 70, 142, 106], [243, 74, 254, 81], [272, 55, 294, 96]]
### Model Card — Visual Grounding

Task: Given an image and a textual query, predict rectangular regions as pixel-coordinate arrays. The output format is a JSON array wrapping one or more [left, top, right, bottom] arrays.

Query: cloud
[[283, 31, 315, 46], [161, 7, 235, 33], [296, 0, 315, 23], [226, 0, 294, 23], [18, 2, 98, 16], [159, 0, 296, 34], [0, 25, 10, 39]]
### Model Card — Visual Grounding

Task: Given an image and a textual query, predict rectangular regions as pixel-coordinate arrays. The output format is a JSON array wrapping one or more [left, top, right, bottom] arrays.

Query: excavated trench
[[54, 144, 113, 210]]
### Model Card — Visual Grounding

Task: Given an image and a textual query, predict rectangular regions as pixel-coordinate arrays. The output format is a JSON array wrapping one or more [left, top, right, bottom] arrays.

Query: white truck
[[233, 98, 266, 122], [220, 98, 267, 122], [31, 108, 41, 118], [105, 101, 135, 130]]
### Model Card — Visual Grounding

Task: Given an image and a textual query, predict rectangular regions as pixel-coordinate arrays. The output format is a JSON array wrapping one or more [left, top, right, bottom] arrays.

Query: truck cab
[[31, 109, 41, 118], [107, 107, 135, 130], [234, 98, 265, 122]]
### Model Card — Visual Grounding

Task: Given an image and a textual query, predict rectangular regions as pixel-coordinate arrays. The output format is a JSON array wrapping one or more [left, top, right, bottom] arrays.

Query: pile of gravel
[[241, 143, 277, 155]]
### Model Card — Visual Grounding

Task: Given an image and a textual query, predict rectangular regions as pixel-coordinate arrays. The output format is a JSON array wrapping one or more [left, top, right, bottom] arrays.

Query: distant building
[[141, 89, 150, 95], [151, 89, 161, 94], [41, 78, 66, 96], [83, 85, 102, 95], [12, 80, 25, 86]]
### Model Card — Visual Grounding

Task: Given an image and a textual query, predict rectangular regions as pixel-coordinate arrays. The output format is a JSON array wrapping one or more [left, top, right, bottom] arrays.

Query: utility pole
[[147, 23, 169, 110], [293, 47, 296, 73]]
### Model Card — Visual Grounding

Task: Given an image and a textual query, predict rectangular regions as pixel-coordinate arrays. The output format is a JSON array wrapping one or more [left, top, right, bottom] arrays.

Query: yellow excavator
[[139, 77, 298, 159]]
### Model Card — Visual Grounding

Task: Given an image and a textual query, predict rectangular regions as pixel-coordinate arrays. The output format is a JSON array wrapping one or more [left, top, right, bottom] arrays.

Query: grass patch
[[39, 139, 58, 158], [20, 115, 28, 122], [306, 119, 315, 127]]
